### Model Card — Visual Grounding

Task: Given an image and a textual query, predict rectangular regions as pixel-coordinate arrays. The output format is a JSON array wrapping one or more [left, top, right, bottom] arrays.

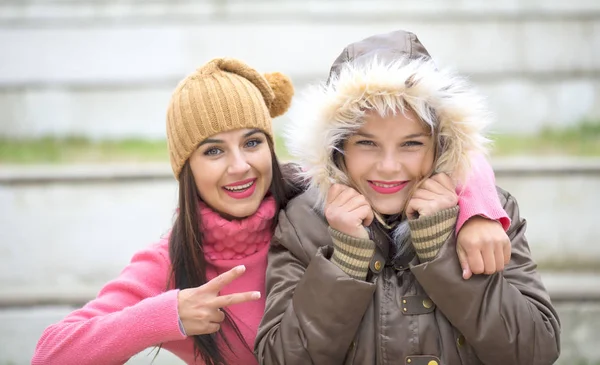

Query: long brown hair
[[166, 137, 300, 365]]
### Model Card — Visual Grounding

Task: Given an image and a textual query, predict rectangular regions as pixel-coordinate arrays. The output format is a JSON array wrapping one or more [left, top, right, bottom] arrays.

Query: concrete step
[[1, 1, 599, 138]]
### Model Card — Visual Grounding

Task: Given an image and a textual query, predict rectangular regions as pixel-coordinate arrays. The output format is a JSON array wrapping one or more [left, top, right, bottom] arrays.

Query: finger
[[457, 246, 472, 280], [326, 184, 344, 205], [341, 194, 370, 212], [494, 241, 505, 272], [420, 178, 449, 195], [333, 186, 360, 207], [349, 204, 374, 227], [431, 173, 456, 191], [411, 188, 438, 201], [210, 291, 261, 308], [205, 323, 220, 334], [406, 198, 428, 219], [503, 239, 511, 265], [466, 249, 485, 275], [481, 246, 497, 275], [209, 309, 226, 323], [202, 265, 246, 293], [405, 192, 422, 218]]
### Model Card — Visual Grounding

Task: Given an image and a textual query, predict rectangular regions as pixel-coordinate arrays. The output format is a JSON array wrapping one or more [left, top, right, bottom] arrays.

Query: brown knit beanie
[[166, 58, 294, 179]]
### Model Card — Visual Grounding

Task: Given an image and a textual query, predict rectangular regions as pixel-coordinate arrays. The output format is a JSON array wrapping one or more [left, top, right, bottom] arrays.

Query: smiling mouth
[[369, 181, 405, 188], [223, 180, 255, 191], [367, 180, 409, 194], [221, 178, 258, 199]]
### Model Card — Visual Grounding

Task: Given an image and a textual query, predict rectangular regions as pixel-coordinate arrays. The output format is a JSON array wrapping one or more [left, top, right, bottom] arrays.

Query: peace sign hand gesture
[[177, 265, 260, 336]]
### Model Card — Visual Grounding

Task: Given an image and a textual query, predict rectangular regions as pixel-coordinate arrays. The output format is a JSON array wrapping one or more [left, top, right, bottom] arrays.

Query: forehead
[[359, 109, 427, 136]]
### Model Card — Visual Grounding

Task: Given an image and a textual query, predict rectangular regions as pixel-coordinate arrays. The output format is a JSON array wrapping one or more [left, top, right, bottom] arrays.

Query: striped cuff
[[409, 206, 459, 262], [328, 227, 376, 280]]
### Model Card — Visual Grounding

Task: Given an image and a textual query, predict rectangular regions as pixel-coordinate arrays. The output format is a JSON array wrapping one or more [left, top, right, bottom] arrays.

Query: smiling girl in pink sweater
[[32, 57, 510, 365]]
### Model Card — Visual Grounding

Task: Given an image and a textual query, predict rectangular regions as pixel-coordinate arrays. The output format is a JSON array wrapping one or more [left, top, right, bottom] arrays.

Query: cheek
[[257, 148, 274, 185], [343, 148, 368, 181], [189, 156, 222, 197], [421, 148, 435, 174]]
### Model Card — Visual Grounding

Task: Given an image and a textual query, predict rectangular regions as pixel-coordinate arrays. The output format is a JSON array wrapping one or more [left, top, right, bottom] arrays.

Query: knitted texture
[[328, 227, 376, 280], [409, 206, 459, 262], [166, 58, 294, 178], [201, 196, 277, 260]]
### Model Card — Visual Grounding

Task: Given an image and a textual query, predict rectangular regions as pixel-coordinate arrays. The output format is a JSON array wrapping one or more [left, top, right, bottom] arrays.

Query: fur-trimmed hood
[[285, 30, 492, 211]]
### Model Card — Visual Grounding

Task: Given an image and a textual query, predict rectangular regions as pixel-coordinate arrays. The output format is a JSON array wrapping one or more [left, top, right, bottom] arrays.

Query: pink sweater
[[32, 156, 508, 365], [32, 197, 276, 365]]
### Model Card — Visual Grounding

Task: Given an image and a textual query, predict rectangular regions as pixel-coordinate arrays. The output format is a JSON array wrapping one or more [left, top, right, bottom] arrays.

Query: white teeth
[[372, 182, 401, 188], [224, 181, 254, 191]]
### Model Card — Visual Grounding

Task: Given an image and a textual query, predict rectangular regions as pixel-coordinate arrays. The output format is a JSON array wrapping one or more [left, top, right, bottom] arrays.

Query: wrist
[[330, 224, 369, 240], [328, 227, 375, 280]]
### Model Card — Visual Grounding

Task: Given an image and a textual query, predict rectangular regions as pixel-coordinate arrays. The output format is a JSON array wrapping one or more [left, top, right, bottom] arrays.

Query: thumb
[[457, 246, 472, 280], [406, 199, 419, 220]]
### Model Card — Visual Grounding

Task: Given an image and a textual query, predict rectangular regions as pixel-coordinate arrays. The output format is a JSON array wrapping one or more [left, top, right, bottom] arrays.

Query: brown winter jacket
[[255, 187, 560, 365], [254, 29, 560, 365]]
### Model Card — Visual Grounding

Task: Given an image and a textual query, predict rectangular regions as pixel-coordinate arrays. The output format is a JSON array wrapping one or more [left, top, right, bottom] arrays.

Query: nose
[[377, 150, 401, 176], [227, 150, 251, 175]]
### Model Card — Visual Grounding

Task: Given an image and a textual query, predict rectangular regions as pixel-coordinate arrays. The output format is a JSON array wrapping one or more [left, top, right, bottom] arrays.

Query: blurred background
[[1, 0, 599, 364]]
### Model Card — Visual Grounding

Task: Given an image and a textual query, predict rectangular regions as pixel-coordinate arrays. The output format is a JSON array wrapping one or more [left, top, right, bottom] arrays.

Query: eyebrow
[[355, 132, 376, 138], [198, 129, 263, 146], [403, 132, 429, 139]]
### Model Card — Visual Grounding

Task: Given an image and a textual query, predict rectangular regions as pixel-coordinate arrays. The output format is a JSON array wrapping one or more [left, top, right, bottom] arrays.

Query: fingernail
[[236, 265, 246, 273], [463, 269, 469, 279], [252, 292, 261, 299]]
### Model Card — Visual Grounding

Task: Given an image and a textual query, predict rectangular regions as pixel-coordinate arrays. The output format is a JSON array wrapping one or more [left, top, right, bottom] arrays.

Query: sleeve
[[409, 206, 459, 262], [328, 226, 376, 280], [254, 211, 377, 365], [456, 153, 511, 232], [410, 190, 561, 365], [31, 242, 187, 365]]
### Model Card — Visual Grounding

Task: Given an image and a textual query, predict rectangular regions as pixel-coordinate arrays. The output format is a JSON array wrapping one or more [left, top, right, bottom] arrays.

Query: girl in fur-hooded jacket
[[255, 30, 560, 365]]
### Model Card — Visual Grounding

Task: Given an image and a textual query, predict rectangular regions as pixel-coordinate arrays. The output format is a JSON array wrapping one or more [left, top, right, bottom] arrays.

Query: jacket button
[[422, 298, 433, 309], [428, 361, 439, 365], [457, 334, 466, 347], [374, 260, 382, 271]]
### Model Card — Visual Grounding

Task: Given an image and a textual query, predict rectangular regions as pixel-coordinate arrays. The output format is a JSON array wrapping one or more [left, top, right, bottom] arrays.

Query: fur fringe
[[285, 57, 492, 212]]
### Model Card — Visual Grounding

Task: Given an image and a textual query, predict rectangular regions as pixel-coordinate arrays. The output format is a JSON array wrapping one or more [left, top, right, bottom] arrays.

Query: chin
[[227, 201, 262, 219], [371, 200, 406, 216]]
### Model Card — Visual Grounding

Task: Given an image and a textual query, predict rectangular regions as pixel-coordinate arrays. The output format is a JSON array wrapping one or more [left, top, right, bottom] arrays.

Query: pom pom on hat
[[264, 72, 294, 118]]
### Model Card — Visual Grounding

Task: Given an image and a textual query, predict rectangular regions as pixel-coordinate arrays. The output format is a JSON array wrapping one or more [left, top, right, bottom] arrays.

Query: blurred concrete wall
[[1, 159, 600, 364], [1, 0, 599, 139], [1, 158, 599, 305]]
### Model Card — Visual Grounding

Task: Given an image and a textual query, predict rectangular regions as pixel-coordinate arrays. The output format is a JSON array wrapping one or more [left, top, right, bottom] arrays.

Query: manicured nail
[[252, 292, 261, 299]]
